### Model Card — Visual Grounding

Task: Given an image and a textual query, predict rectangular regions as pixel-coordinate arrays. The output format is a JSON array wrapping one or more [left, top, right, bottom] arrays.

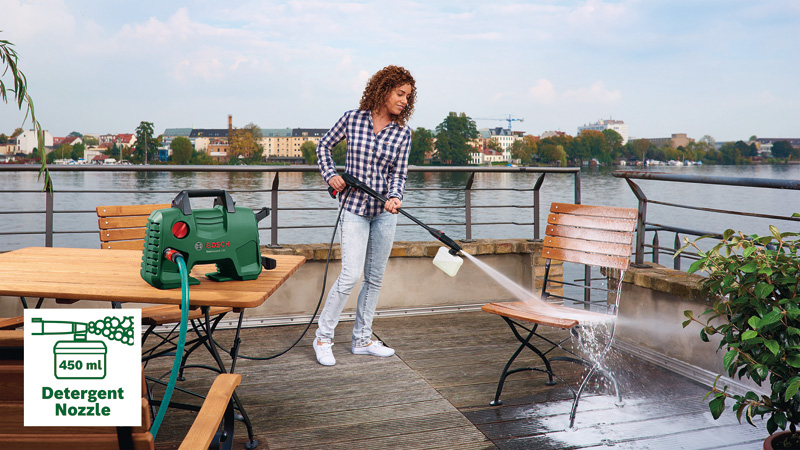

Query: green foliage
[[510, 135, 537, 164], [134, 121, 157, 164], [1, 32, 51, 190], [409, 127, 432, 165], [72, 142, 85, 160], [0, 133, 7, 144], [772, 141, 796, 160], [170, 136, 193, 165], [680, 226, 800, 437], [434, 112, 478, 165], [332, 140, 347, 165], [300, 140, 317, 165]]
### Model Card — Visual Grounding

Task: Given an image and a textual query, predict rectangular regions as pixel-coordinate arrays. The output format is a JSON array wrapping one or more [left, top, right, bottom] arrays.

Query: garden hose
[[149, 250, 190, 439]]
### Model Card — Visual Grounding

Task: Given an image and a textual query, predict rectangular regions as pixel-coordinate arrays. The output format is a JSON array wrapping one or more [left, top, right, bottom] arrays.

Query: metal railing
[[0, 165, 581, 251], [613, 170, 800, 268]]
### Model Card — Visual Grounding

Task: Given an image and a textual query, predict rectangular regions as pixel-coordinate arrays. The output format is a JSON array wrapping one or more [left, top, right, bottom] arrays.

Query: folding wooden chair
[[96, 204, 234, 379], [482, 202, 637, 427]]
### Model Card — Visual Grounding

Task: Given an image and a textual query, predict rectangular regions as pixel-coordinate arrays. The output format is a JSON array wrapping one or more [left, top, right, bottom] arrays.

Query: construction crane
[[474, 114, 525, 131]]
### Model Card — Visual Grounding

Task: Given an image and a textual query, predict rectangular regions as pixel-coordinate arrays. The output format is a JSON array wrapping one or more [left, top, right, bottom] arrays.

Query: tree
[[134, 121, 157, 164], [300, 140, 317, 164], [510, 135, 537, 164], [434, 112, 478, 165], [632, 139, 654, 162], [577, 130, 610, 163], [83, 135, 99, 146], [539, 143, 566, 166], [0, 133, 7, 144], [170, 136, 193, 164], [602, 129, 624, 159], [409, 127, 433, 165], [68, 131, 82, 138], [332, 140, 347, 165], [1, 32, 51, 189], [72, 142, 85, 160], [229, 123, 264, 164], [771, 140, 795, 159], [49, 144, 73, 162]]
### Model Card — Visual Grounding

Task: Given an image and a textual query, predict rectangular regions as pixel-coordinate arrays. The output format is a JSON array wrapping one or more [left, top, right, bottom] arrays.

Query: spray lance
[[328, 173, 465, 276]]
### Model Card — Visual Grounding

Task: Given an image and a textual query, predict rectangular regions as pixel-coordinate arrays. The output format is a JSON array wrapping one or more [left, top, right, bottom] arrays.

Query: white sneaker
[[351, 340, 395, 357], [314, 338, 336, 366]]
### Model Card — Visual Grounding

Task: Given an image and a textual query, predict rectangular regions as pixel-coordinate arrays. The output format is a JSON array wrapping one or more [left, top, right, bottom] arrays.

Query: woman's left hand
[[385, 197, 402, 214]]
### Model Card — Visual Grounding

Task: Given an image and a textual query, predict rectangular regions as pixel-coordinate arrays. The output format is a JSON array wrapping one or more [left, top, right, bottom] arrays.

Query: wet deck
[[150, 311, 767, 449]]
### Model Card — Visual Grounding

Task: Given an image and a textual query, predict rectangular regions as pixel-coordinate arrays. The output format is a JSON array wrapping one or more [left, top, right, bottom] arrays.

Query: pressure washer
[[140, 189, 275, 290]]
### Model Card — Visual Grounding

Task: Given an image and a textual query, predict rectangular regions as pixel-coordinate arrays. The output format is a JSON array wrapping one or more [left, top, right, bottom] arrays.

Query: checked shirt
[[317, 109, 412, 217]]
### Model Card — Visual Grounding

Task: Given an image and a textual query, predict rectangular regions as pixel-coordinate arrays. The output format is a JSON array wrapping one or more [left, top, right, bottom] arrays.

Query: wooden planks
[[145, 312, 767, 450]]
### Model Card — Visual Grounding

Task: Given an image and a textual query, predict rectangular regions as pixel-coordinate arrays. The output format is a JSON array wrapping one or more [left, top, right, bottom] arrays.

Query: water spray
[[329, 173, 464, 276]]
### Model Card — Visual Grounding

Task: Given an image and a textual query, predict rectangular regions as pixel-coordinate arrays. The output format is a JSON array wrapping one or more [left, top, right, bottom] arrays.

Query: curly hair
[[359, 65, 416, 126]]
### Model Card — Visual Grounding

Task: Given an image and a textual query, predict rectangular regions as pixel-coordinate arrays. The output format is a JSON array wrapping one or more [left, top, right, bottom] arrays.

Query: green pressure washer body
[[140, 189, 275, 289]]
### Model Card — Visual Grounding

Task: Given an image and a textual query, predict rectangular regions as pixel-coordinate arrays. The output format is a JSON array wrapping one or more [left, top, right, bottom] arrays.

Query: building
[[259, 128, 327, 161], [577, 119, 628, 145], [16, 129, 54, 153], [477, 127, 520, 162], [648, 133, 695, 149], [189, 129, 228, 152], [161, 128, 193, 149], [115, 134, 136, 149], [207, 139, 230, 163], [259, 128, 294, 159], [470, 147, 504, 165]]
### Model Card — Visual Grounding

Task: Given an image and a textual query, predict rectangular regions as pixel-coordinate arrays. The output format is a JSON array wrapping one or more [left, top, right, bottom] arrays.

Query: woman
[[313, 65, 416, 366]]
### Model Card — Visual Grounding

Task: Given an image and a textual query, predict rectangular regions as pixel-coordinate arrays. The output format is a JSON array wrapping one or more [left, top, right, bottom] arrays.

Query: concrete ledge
[[260, 238, 540, 261]]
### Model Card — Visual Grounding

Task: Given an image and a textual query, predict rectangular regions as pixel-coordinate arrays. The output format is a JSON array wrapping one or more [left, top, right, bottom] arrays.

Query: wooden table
[[0, 247, 305, 449], [0, 247, 305, 309]]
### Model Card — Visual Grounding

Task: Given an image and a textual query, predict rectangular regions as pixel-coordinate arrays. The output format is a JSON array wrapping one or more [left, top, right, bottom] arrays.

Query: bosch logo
[[194, 242, 203, 252], [206, 241, 230, 249]]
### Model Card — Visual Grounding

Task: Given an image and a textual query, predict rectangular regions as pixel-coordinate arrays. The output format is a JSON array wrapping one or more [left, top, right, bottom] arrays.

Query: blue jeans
[[316, 210, 397, 346]]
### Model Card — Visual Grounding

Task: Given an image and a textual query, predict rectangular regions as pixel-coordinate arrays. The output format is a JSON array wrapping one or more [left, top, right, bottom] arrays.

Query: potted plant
[[679, 225, 800, 450]]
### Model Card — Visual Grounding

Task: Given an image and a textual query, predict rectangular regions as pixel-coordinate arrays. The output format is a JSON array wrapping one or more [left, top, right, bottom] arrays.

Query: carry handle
[[171, 189, 236, 215]]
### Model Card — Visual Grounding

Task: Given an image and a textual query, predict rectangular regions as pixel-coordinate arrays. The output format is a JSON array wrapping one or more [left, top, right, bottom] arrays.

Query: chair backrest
[[97, 204, 170, 250], [543, 202, 637, 270]]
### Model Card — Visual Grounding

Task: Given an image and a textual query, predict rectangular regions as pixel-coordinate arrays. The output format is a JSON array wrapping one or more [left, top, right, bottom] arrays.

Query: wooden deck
[[148, 312, 767, 450]]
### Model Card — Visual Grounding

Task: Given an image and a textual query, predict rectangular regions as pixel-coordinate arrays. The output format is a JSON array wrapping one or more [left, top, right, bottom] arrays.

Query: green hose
[[149, 254, 189, 439]]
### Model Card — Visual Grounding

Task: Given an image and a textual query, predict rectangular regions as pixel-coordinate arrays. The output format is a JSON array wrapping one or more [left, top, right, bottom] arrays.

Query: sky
[[1, 0, 798, 142]]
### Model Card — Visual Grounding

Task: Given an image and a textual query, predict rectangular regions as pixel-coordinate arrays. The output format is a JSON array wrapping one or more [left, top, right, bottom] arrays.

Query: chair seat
[[481, 301, 612, 330]]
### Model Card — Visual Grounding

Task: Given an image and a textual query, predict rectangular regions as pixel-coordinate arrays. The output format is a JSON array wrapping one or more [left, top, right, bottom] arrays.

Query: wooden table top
[[0, 247, 305, 309]]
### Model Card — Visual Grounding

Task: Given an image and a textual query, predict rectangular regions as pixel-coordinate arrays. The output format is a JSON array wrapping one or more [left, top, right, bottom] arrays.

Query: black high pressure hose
[[206, 187, 352, 361]]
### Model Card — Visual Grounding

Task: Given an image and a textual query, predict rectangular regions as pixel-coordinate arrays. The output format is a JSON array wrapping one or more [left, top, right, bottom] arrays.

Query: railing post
[[533, 173, 546, 241], [464, 172, 475, 241], [45, 189, 54, 247], [574, 170, 581, 204], [624, 178, 648, 266], [673, 233, 681, 270], [269, 173, 280, 247], [652, 232, 659, 265]]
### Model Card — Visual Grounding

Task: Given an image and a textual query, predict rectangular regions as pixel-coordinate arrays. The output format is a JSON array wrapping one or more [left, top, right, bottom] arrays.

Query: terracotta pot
[[764, 431, 799, 450]]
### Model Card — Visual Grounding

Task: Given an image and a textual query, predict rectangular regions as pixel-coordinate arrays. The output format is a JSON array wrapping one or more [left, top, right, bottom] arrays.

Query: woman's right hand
[[328, 175, 346, 192]]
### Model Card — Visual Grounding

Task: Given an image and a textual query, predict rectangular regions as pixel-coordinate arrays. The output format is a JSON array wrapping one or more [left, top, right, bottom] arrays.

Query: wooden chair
[[0, 329, 241, 450], [96, 204, 234, 376], [482, 202, 637, 428]]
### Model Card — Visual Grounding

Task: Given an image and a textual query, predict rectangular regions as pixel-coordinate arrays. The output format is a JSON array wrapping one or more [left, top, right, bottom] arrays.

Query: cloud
[[563, 81, 621, 103], [568, 0, 627, 24], [528, 79, 558, 104]]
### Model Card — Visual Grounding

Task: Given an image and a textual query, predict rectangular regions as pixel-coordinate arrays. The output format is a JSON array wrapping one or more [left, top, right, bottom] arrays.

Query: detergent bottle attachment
[[432, 246, 464, 277]]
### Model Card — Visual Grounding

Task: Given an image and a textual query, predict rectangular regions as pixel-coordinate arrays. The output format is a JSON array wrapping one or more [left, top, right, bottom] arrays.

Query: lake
[[2, 164, 799, 252]]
